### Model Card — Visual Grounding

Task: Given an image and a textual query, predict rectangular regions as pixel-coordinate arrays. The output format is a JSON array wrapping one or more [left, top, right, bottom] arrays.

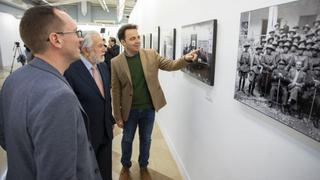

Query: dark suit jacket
[[0, 58, 102, 180], [64, 60, 114, 153], [104, 44, 120, 74]]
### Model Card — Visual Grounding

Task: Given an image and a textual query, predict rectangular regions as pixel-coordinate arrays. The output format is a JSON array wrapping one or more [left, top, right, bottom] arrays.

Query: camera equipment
[[10, 41, 26, 74]]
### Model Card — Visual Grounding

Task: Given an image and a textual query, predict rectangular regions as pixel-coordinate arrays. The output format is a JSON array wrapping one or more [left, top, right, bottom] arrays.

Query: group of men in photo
[[238, 19, 320, 129]]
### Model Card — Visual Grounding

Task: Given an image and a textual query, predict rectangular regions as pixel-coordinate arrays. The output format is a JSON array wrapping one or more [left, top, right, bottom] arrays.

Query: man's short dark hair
[[109, 37, 117, 44], [117, 24, 138, 41], [20, 6, 65, 54]]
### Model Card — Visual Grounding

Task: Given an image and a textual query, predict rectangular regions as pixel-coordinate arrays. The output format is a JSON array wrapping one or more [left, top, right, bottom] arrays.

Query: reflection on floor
[[0, 114, 181, 180], [112, 123, 182, 180], [0, 65, 182, 179]]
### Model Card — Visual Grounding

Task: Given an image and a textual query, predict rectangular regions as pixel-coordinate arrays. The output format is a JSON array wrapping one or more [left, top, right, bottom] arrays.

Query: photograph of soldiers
[[181, 19, 217, 86], [145, 33, 152, 49], [234, 0, 320, 142]]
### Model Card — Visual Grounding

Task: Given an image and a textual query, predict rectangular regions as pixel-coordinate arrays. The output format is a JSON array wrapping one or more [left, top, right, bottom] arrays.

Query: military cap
[[269, 30, 275, 34], [266, 44, 275, 51], [243, 43, 250, 47], [311, 44, 320, 51], [267, 36, 274, 42], [292, 43, 299, 49], [313, 66, 320, 71], [292, 25, 300, 30], [298, 39, 306, 46], [306, 39, 315, 45], [255, 45, 263, 50], [281, 34, 288, 38], [286, 38, 293, 43], [303, 24, 311, 30], [278, 60, 286, 65], [298, 44, 306, 50], [306, 32, 315, 37], [289, 29, 296, 34], [283, 42, 291, 48], [313, 19, 320, 25], [315, 28, 320, 34], [272, 41, 279, 46], [293, 34, 301, 41]]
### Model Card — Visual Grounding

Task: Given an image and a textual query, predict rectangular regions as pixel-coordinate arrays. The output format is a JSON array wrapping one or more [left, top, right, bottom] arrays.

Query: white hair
[[81, 31, 101, 50]]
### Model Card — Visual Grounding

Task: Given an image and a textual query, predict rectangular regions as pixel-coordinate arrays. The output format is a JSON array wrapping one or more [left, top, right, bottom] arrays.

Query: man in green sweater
[[111, 24, 198, 180]]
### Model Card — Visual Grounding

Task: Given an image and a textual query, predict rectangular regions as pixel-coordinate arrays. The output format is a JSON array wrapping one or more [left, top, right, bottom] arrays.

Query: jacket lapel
[[97, 63, 109, 99], [119, 53, 132, 85], [76, 61, 104, 98]]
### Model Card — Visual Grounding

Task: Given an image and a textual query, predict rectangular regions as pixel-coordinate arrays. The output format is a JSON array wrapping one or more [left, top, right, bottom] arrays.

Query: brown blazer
[[111, 49, 188, 122]]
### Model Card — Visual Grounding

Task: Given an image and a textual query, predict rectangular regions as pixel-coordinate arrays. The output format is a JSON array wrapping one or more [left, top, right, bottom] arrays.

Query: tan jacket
[[111, 49, 188, 122]]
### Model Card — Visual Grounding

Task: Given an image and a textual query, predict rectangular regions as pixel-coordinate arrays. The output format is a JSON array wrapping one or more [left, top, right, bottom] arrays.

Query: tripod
[[10, 42, 26, 74]]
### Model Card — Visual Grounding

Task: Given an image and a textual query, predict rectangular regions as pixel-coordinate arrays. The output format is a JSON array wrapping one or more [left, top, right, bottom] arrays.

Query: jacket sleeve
[[30, 90, 80, 180], [111, 59, 122, 122], [155, 50, 189, 71], [0, 90, 6, 150]]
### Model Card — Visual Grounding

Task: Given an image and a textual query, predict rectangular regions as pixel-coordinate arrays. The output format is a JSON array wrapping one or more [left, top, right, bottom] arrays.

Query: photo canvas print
[[161, 28, 176, 60], [181, 19, 217, 86], [234, 0, 320, 142]]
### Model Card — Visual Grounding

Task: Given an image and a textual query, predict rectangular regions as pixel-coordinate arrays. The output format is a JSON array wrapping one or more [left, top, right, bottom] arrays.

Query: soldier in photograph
[[260, 45, 276, 97], [268, 60, 290, 110], [238, 43, 251, 92], [248, 45, 263, 96], [287, 61, 306, 118]]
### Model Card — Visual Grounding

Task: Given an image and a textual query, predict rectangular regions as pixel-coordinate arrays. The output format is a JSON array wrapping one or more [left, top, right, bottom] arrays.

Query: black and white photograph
[[234, 0, 320, 142], [152, 26, 160, 53], [161, 28, 176, 60], [181, 19, 217, 86], [144, 33, 152, 49], [142, 34, 145, 48]]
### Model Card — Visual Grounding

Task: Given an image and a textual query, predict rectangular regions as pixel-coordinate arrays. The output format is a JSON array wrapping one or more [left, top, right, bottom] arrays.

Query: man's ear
[[82, 47, 90, 57], [120, 39, 126, 46], [48, 33, 62, 48]]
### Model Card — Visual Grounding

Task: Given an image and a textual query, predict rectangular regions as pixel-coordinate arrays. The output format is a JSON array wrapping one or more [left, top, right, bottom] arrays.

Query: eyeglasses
[[47, 30, 83, 41]]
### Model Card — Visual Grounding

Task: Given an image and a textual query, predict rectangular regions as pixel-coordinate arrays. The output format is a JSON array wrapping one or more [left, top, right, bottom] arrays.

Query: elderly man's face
[[88, 34, 106, 64]]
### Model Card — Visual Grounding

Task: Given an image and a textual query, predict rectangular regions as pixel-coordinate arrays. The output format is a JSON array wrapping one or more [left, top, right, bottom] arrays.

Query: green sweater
[[126, 53, 153, 109]]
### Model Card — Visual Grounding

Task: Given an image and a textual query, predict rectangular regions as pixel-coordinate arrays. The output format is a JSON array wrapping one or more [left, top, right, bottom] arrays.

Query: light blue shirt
[[80, 55, 94, 76]]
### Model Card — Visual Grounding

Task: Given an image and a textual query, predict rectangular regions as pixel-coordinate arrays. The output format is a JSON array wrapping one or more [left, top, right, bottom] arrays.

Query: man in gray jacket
[[0, 6, 102, 180]]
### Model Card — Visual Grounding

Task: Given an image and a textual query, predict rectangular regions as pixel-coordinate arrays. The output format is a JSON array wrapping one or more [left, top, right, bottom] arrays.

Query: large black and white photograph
[[181, 19, 217, 86], [234, 0, 320, 142], [145, 33, 152, 49], [152, 26, 160, 53], [161, 28, 176, 60]]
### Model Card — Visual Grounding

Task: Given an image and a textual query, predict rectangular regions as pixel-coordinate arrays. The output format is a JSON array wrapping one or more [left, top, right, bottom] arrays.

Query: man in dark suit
[[0, 6, 102, 180], [104, 37, 120, 71], [64, 31, 114, 180]]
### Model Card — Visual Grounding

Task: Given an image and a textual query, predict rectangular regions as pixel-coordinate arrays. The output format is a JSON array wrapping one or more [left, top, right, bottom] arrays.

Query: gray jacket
[[0, 58, 102, 180]]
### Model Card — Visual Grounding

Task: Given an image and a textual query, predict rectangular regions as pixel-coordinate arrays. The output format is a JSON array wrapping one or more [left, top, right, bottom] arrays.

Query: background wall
[[0, 12, 22, 67], [129, 0, 320, 180]]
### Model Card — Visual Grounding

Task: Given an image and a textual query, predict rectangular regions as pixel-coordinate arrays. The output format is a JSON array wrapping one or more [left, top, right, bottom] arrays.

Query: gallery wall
[[0, 12, 23, 67], [129, 0, 320, 180]]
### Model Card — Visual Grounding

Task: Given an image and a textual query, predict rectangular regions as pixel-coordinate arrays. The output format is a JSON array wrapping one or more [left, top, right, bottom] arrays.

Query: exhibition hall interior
[[1, 0, 320, 179]]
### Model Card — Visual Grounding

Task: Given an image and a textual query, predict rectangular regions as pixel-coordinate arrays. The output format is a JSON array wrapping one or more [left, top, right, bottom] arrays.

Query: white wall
[[129, 0, 320, 180], [0, 12, 22, 67]]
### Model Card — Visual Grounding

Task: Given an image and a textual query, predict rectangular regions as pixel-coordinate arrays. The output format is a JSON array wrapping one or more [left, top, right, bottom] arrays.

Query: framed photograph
[[181, 19, 217, 86], [161, 28, 176, 60], [145, 33, 152, 49], [234, 0, 320, 142], [153, 26, 160, 53], [142, 34, 145, 48]]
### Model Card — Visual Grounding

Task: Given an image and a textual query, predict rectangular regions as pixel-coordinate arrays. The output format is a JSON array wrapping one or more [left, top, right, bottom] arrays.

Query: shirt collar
[[80, 54, 94, 71]]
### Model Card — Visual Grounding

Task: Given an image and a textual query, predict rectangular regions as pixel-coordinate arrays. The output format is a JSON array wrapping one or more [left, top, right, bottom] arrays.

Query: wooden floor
[[0, 65, 182, 180]]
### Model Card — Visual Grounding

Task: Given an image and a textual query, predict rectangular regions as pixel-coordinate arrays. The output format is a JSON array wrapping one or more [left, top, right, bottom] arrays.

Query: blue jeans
[[121, 108, 155, 168]]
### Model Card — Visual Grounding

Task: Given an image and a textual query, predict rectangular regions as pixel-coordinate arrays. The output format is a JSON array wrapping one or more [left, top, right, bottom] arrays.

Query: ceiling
[[1, 0, 136, 24]]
